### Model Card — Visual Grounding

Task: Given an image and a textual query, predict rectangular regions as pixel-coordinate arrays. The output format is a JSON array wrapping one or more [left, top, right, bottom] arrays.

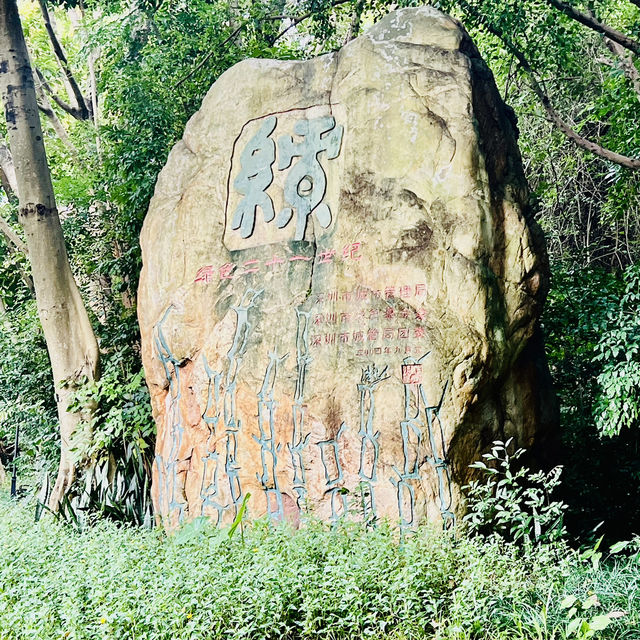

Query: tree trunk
[[0, 0, 99, 510]]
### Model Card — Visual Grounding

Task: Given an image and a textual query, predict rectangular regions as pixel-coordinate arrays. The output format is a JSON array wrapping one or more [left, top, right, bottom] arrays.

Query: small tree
[[0, 0, 99, 509]]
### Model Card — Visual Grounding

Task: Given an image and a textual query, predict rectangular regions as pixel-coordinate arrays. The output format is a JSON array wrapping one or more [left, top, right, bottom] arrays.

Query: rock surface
[[138, 7, 555, 530]]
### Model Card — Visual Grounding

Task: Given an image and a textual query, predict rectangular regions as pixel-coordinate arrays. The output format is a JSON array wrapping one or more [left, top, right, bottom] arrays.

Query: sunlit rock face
[[138, 7, 555, 530]]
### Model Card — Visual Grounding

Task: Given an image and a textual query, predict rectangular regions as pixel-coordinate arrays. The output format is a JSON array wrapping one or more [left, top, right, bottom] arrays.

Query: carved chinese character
[[194, 265, 214, 283], [342, 242, 362, 260], [317, 249, 336, 264], [265, 255, 285, 269], [219, 263, 236, 280], [276, 116, 343, 240], [232, 116, 277, 239], [242, 259, 260, 275]]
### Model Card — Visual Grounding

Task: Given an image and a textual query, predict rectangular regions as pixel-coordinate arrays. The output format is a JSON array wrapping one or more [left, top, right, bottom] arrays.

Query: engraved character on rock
[[277, 116, 343, 241], [231, 116, 277, 239]]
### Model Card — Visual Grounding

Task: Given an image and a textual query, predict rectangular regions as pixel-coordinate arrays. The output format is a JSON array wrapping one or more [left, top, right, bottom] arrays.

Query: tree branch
[[604, 37, 640, 101], [545, 0, 640, 55], [0, 226, 34, 292], [457, 0, 640, 170], [35, 67, 86, 120], [174, 0, 352, 88], [174, 23, 245, 88], [272, 0, 351, 42], [34, 78, 79, 156], [0, 216, 27, 254], [344, 0, 365, 44], [0, 146, 28, 255], [0, 167, 13, 199], [37, 0, 90, 119], [533, 83, 640, 168], [75, 0, 101, 155]]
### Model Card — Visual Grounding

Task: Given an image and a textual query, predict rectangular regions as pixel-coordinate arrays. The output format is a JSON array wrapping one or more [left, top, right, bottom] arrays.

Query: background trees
[[0, 0, 99, 510]]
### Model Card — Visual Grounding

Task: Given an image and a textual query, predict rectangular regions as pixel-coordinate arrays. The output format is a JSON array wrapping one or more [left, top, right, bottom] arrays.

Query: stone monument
[[138, 7, 555, 530]]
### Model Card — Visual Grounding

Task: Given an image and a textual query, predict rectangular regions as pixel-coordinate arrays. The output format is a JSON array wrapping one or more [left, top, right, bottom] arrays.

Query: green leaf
[[567, 617, 581, 635], [228, 492, 251, 540], [609, 540, 631, 554], [588, 614, 613, 631]]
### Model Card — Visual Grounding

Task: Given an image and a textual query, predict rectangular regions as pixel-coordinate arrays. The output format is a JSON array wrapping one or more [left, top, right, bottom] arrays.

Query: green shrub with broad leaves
[[63, 338, 156, 526], [463, 439, 567, 545], [543, 264, 640, 543], [593, 264, 640, 437]]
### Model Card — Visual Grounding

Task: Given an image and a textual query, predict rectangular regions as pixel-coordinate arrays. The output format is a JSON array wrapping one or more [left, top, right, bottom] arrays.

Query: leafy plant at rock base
[[65, 340, 156, 526], [464, 439, 567, 545]]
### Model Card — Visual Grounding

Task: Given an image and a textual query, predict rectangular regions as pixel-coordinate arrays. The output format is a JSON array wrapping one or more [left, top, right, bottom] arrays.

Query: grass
[[0, 491, 638, 639]]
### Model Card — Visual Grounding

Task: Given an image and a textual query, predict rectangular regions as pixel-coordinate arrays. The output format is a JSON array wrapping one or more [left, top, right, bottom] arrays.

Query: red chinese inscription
[[402, 364, 423, 384]]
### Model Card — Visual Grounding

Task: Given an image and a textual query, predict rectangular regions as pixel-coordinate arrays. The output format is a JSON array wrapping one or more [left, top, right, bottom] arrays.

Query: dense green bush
[[0, 301, 58, 478], [543, 265, 640, 543], [593, 264, 640, 437], [0, 492, 637, 640]]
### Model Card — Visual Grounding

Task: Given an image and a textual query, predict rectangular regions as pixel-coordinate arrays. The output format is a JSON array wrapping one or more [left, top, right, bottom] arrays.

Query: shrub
[[463, 439, 567, 545]]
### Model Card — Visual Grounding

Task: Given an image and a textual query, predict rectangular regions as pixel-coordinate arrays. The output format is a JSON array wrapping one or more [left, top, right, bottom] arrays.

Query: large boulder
[[138, 7, 555, 529]]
